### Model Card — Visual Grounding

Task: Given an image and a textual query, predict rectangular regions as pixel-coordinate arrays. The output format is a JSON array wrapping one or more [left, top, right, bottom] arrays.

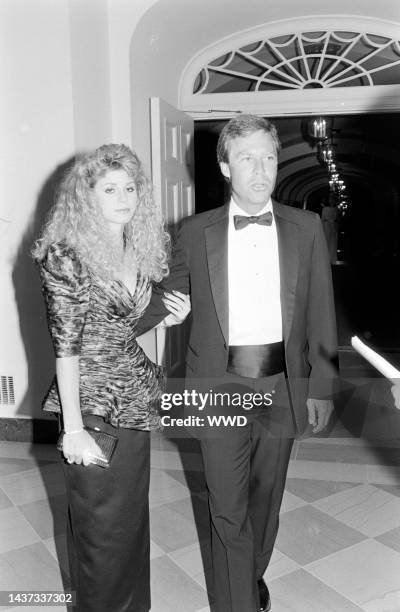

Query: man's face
[[220, 129, 278, 214]]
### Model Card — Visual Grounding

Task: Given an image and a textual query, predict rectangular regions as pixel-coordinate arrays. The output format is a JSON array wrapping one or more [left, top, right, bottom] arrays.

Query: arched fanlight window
[[193, 30, 400, 94], [179, 17, 400, 118]]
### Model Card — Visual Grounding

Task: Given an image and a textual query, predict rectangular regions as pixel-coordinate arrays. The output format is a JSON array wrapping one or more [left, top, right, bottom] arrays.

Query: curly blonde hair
[[33, 144, 170, 281]]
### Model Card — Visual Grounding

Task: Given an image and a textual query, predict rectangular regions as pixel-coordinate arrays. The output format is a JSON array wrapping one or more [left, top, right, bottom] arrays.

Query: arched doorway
[[130, 9, 400, 352], [177, 17, 400, 349]]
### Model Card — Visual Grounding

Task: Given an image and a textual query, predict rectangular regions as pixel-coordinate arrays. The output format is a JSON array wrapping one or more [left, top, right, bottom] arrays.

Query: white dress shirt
[[228, 198, 282, 345]]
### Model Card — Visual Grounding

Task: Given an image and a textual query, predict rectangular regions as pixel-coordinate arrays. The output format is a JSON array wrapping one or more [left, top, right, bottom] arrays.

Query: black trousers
[[198, 372, 294, 612], [63, 415, 151, 612]]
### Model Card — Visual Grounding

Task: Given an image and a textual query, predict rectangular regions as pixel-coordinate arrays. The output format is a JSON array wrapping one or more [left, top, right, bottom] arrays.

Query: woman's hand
[[161, 291, 191, 327], [62, 429, 105, 466]]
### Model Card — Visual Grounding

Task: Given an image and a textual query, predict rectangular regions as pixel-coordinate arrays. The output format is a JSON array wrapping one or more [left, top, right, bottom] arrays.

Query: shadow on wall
[[12, 157, 76, 442]]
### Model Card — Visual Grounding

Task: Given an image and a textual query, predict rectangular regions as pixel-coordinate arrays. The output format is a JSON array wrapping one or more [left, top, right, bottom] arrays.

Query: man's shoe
[[257, 578, 271, 612]]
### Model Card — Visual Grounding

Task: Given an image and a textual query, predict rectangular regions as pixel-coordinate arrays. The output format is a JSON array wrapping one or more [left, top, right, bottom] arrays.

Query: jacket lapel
[[205, 205, 229, 344], [273, 201, 299, 344]]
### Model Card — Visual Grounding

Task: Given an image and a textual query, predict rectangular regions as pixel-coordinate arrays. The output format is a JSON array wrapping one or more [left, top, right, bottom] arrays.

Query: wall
[[0, 0, 74, 419], [69, 0, 112, 150], [0, 0, 112, 419], [108, 0, 159, 148]]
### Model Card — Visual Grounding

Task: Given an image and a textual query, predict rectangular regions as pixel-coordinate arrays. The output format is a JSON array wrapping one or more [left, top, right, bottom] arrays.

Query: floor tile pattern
[[1, 424, 400, 611]]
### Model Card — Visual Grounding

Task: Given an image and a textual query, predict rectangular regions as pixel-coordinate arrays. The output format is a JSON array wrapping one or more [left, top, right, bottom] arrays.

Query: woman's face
[[93, 169, 137, 229]]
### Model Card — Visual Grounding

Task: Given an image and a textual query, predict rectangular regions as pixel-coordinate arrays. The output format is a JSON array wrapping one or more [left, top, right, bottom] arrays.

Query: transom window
[[193, 30, 400, 94]]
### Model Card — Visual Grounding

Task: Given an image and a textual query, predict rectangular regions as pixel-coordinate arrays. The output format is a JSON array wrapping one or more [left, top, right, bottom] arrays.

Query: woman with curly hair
[[33, 143, 190, 612]]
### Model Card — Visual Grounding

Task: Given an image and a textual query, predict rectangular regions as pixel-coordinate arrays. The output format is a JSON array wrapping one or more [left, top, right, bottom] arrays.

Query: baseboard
[[0, 417, 59, 443]]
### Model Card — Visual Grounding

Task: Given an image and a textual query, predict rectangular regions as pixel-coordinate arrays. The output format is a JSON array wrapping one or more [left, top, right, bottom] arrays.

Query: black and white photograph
[[1, 1, 400, 611]]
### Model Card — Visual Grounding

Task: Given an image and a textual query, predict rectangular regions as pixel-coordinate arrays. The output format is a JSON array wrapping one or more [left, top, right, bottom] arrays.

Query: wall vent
[[0, 376, 15, 405]]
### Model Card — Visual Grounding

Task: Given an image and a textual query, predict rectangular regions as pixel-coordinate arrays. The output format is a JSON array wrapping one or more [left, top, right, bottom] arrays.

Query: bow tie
[[233, 211, 273, 230]]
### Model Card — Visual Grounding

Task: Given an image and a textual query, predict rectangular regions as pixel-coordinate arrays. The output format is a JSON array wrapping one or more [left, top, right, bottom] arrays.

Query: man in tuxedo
[[138, 114, 337, 612]]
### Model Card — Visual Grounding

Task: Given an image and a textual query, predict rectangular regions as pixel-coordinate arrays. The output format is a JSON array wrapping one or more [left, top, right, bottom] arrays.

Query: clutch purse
[[56, 426, 118, 468]]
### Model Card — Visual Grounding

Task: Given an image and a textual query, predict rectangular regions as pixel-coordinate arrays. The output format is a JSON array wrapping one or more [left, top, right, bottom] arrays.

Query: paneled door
[[150, 97, 195, 372]]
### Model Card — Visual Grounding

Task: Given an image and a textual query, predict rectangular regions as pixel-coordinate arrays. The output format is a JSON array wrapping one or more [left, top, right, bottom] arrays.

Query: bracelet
[[64, 428, 84, 435]]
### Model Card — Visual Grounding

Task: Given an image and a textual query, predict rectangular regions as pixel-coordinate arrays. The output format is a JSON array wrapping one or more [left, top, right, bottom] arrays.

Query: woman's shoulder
[[41, 242, 88, 282]]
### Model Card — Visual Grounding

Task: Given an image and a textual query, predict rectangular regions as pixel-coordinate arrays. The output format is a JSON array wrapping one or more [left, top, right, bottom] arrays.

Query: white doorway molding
[[179, 15, 400, 119]]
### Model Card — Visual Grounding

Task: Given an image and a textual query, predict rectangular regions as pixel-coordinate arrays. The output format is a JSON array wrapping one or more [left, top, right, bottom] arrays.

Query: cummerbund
[[227, 341, 285, 378]]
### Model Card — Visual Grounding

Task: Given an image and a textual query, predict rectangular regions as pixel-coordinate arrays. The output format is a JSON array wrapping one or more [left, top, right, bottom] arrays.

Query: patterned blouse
[[39, 242, 163, 431]]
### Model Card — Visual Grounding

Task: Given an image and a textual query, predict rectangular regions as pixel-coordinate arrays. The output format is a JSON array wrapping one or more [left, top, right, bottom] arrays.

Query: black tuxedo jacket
[[137, 201, 338, 434]]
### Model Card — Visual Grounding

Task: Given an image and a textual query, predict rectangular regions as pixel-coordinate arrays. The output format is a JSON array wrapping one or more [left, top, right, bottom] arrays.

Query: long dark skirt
[[63, 415, 151, 612]]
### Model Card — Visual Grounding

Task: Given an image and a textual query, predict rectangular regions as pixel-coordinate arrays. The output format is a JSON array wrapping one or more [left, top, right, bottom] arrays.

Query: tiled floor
[[1, 394, 400, 611]]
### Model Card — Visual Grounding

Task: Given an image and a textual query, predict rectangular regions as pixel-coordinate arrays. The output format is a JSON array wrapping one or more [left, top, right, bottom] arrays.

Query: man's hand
[[391, 383, 400, 410], [306, 398, 334, 433]]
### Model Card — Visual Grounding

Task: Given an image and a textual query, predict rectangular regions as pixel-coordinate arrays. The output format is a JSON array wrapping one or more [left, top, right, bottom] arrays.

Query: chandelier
[[308, 116, 351, 213]]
